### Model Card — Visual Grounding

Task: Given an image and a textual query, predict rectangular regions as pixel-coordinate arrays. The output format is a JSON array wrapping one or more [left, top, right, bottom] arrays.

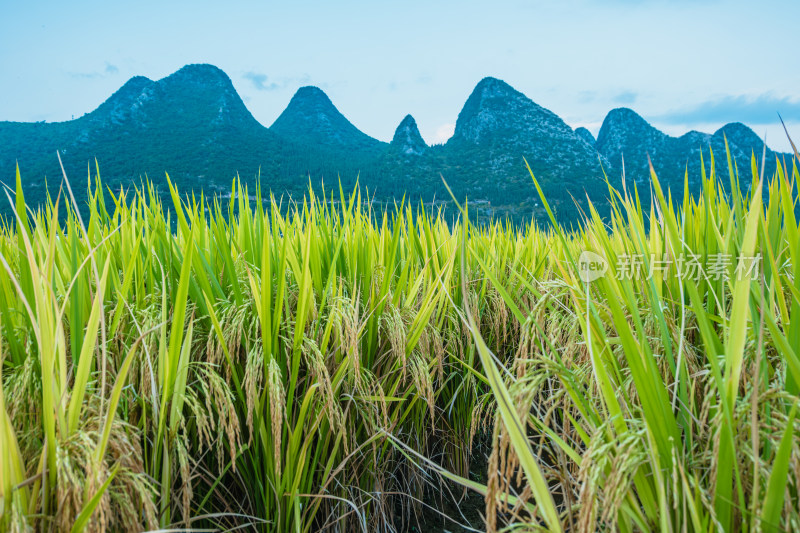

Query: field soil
[[403, 443, 490, 532]]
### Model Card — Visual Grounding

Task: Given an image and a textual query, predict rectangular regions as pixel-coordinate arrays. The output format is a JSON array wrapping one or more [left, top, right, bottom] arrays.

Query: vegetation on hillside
[[2, 65, 788, 227]]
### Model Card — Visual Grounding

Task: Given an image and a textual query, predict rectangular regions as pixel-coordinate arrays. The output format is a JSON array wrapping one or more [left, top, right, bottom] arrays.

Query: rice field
[[1, 148, 799, 532]]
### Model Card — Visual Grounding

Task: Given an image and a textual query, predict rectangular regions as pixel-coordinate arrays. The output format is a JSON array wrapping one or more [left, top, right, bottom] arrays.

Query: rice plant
[[451, 149, 800, 532], [0, 145, 798, 532]]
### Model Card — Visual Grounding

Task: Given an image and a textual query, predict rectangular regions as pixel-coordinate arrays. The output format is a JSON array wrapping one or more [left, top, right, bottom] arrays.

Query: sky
[[1, 0, 799, 151]]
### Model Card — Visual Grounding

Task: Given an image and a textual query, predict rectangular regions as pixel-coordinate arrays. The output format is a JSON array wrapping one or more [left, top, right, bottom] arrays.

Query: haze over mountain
[[0, 63, 787, 223]]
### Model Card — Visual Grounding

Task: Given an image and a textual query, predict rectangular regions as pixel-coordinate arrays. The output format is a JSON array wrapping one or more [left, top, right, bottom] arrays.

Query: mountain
[[270, 86, 384, 153], [92, 64, 258, 132], [0, 64, 789, 224], [443, 77, 613, 219], [596, 108, 781, 192], [574, 127, 596, 148], [391, 115, 427, 156], [0, 64, 289, 210], [0, 65, 391, 215]]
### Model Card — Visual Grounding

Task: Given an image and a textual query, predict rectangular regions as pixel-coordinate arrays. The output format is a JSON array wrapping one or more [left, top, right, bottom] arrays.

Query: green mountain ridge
[[391, 115, 428, 156], [595, 107, 783, 190], [271, 86, 385, 153], [0, 63, 786, 223]]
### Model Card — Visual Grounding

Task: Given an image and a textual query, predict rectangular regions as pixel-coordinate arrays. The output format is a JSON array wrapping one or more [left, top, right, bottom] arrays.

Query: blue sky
[[1, 0, 799, 151]]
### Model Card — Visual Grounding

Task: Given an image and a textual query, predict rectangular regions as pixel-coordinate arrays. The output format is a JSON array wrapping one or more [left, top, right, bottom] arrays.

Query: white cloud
[[430, 123, 455, 144], [655, 93, 800, 125]]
